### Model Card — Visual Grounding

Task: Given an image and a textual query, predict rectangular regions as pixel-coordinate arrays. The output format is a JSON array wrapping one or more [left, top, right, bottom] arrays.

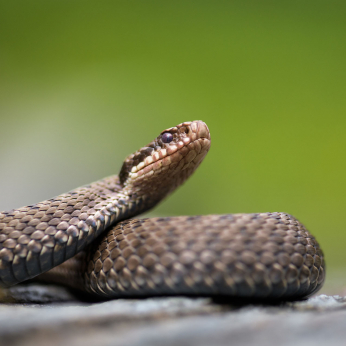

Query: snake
[[0, 121, 325, 300]]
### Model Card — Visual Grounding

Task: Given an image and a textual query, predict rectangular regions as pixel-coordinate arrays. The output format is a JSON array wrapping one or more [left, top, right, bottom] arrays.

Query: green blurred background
[[0, 1, 345, 292]]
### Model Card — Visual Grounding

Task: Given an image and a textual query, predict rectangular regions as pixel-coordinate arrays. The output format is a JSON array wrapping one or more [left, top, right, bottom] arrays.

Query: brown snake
[[0, 121, 325, 300]]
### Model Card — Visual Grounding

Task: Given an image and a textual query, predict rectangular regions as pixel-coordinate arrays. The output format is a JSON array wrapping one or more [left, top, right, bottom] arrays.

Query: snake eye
[[162, 132, 173, 143]]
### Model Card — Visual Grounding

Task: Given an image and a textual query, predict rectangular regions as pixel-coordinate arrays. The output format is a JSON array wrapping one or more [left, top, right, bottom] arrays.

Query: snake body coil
[[0, 121, 325, 300]]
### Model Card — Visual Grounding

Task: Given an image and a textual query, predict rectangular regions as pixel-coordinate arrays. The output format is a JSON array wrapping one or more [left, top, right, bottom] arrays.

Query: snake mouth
[[120, 121, 211, 185]]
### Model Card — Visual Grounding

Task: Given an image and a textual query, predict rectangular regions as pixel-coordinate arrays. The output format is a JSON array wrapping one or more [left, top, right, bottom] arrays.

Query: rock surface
[[1, 284, 346, 346]]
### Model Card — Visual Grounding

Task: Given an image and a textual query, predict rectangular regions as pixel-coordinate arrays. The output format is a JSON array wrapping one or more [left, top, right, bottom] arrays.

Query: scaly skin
[[0, 120, 325, 300], [0, 121, 211, 287], [40, 213, 325, 300]]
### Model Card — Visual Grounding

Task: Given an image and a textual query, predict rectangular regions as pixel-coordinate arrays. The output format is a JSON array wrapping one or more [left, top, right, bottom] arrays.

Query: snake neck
[[0, 170, 184, 287], [0, 120, 211, 288], [0, 174, 159, 287]]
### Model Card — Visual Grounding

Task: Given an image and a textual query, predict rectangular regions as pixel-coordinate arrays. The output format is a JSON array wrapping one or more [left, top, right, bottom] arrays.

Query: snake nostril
[[196, 122, 210, 139]]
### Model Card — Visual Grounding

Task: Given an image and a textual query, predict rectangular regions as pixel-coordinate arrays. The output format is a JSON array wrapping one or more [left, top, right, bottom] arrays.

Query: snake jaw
[[119, 120, 211, 203]]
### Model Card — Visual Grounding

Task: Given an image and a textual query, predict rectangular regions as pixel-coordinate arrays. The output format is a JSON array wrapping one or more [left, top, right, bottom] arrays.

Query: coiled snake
[[0, 121, 325, 300]]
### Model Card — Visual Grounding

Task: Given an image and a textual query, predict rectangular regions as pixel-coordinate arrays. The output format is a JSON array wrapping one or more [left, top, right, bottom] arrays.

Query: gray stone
[[1, 284, 77, 304], [0, 284, 346, 346]]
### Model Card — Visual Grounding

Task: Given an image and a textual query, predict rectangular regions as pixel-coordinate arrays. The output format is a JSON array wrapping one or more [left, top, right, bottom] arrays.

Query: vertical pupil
[[162, 133, 173, 143]]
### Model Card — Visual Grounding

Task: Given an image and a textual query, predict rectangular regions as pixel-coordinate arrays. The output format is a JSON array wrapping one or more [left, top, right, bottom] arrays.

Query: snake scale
[[0, 121, 325, 300]]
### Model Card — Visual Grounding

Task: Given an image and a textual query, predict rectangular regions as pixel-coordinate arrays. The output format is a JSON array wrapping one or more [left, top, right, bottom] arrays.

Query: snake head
[[119, 120, 211, 206]]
